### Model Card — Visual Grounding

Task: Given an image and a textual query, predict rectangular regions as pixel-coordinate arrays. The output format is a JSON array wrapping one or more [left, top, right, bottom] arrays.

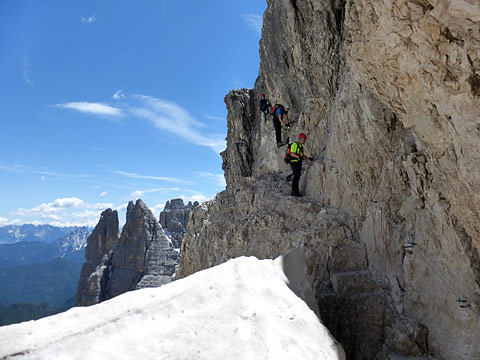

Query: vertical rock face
[[179, 1, 480, 359], [77, 199, 180, 306], [107, 199, 179, 299], [76, 209, 119, 306], [159, 198, 198, 248]]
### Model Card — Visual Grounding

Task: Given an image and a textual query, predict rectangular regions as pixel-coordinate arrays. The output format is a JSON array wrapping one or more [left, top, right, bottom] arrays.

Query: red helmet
[[260, 93, 265, 98], [299, 133, 307, 139]]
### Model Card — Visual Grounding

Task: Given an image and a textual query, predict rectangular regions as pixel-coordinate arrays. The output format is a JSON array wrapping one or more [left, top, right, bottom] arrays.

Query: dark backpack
[[270, 104, 281, 115], [284, 143, 294, 164], [259, 99, 269, 112]]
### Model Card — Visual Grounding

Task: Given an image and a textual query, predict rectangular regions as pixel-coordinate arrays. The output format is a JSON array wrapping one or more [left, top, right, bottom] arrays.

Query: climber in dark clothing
[[258, 93, 271, 121], [289, 133, 314, 197], [272, 103, 290, 147]]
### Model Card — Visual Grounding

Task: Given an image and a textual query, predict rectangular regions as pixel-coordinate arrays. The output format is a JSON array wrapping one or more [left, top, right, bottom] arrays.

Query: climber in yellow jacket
[[288, 133, 314, 197]]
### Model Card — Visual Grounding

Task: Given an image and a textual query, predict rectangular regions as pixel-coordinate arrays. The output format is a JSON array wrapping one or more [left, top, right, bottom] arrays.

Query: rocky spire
[[159, 198, 198, 248], [107, 199, 179, 299], [76, 209, 119, 306]]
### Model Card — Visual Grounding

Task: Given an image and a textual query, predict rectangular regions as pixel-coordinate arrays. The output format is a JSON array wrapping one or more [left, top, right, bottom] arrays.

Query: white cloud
[[40, 176, 45, 181], [81, 14, 97, 24], [128, 95, 226, 153], [56, 102, 123, 117], [177, 193, 213, 205], [12, 198, 114, 226], [15, 197, 84, 216], [0, 218, 21, 226], [115, 170, 190, 184], [242, 14, 262, 35], [99, 191, 108, 198], [113, 90, 126, 99], [130, 188, 181, 198], [188, 194, 210, 203]]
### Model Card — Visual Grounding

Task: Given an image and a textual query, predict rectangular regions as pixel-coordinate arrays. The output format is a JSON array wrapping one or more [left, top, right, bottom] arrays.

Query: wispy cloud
[[56, 93, 226, 153], [0, 164, 91, 179], [99, 191, 108, 198], [22, 58, 34, 85], [127, 95, 226, 153], [81, 14, 97, 24], [114, 170, 190, 184], [0, 217, 9, 226], [242, 14, 262, 35], [196, 171, 226, 188], [203, 114, 225, 122], [113, 90, 126, 100], [130, 187, 182, 198], [56, 102, 123, 117]]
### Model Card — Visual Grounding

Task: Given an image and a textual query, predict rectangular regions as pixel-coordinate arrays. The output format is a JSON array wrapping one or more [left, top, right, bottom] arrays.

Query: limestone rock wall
[[107, 199, 179, 298], [76, 200, 179, 306], [178, 0, 480, 359], [76, 209, 119, 306], [159, 198, 198, 248]]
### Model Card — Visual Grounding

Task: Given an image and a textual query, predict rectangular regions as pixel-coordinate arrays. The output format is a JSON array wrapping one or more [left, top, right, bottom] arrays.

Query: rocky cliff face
[[159, 198, 198, 248], [178, 1, 480, 359], [107, 199, 179, 298], [77, 209, 119, 306], [77, 200, 179, 306]]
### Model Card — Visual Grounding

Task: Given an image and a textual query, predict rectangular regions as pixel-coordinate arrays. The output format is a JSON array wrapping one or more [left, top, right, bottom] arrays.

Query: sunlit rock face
[[77, 200, 179, 306], [159, 198, 198, 249], [108, 199, 179, 298], [178, 1, 480, 359]]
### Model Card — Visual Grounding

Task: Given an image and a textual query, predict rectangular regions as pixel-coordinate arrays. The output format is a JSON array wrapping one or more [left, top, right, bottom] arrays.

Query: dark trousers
[[272, 117, 282, 144], [290, 161, 302, 195]]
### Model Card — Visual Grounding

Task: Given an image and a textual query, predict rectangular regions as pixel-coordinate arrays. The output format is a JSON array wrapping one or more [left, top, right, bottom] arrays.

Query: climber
[[258, 93, 271, 122], [271, 103, 291, 147], [288, 132, 314, 197]]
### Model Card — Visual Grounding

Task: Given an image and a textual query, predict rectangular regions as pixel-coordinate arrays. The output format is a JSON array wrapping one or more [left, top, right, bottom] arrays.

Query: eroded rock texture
[[178, 1, 480, 359], [77, 200, 179, 306], [76, 209, 119, 306], [107, 199, 179, 298], [159, 198, 198, 248]]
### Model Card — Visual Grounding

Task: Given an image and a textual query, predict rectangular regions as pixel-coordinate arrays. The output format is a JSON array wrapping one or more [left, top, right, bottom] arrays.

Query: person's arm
[[301, 146, 315, 161]]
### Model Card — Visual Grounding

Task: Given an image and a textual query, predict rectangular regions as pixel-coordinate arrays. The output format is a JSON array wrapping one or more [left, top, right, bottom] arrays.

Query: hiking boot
[[277, 141, 287, 148]]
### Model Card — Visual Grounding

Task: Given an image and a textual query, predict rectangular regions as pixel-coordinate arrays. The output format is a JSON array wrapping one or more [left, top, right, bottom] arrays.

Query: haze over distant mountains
[[0, 224, 82, 245], [0, 226, 91, 267], [0, 225, 92, 326]]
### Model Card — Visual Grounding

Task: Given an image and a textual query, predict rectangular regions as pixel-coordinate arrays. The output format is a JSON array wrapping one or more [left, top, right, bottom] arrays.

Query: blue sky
[[0, 0, 265, 226]]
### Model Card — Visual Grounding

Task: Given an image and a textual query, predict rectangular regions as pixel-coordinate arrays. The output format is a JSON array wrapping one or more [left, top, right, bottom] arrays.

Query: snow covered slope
[[0, 255, 345, 360]]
